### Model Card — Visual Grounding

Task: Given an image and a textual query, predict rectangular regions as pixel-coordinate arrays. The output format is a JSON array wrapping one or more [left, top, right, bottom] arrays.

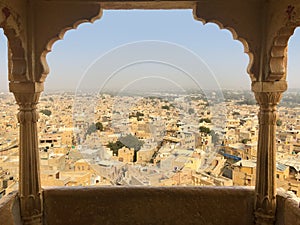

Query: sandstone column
[[10, 82, 44, 225], [252, 81, 287, 225]]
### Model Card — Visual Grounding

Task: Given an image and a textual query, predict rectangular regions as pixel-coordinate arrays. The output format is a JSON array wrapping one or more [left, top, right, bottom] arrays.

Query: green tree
[[199, 126, 211, 134], [162, 105, 170, 110], [40, 109, 52, 116], [136, 111, 144, 117], [119, 134, 144, 151], [232, 112, 240, 116], [106, 141, 125, 156], [276, 119, 282, 127], [119, 134, 144, 162], [95, 122, 104, 131], [129, 111, 145, 121], [241, 139, 250, 144], [106, 135, 144, 160], [199, 118, 211, 123]]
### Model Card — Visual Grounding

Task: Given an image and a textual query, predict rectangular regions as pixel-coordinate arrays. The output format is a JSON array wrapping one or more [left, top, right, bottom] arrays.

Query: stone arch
[[39, 8, 103, 82], [268, 22, 298, 82], [40, 7, 255, 84], [192, 16, 255, 82], [0, 5, 26, 82]]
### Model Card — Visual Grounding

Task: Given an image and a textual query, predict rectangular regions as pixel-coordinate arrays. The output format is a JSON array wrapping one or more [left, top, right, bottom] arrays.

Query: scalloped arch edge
[[268, 22, 298, 82], [192, 9, 255, 82], [40, 9, 103, 82]]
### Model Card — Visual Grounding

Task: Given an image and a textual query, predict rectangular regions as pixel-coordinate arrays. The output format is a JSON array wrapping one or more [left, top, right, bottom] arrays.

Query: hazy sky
[[0, 10, 299, 92]]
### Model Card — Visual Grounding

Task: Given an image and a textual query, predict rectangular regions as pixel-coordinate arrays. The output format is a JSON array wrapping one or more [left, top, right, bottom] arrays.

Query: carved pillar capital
[[254, 91, 282, 107], [10, 82, 43, 125], [254, 91, 282, 125], [10, 82, 44, 225], [252, 81, 286, 225]]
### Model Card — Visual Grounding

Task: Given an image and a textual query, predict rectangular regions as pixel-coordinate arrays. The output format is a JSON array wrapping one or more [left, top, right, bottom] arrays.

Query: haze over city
[[0, 10, 299, 92]]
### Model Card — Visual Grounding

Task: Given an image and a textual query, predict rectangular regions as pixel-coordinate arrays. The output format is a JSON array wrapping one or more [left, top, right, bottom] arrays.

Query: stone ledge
[[276, 189, 300, 225], [3, 187, 300, 225], [43, 186, 255, 225], [0, 191, 21, 225]]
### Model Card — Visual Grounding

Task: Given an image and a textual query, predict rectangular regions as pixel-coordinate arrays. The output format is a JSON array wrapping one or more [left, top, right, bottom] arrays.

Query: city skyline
[[0, 10, 299, 92], [1, 89, 300, 193]]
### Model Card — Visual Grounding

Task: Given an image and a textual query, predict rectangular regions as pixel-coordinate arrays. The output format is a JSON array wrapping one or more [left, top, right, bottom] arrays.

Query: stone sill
[[0, 187, 299, 225]]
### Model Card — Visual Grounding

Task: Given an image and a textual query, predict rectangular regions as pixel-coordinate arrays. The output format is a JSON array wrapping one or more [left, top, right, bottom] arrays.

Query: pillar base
[[255, 212, 275, 225], [23, 214, 42, 225]]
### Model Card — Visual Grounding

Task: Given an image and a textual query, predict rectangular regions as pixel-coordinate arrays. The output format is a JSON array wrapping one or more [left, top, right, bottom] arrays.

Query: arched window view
[[1, 2, 300, 225], [0, 29, 19, 197], [34, 10, 252, 188], [276, 27, 300, 195]]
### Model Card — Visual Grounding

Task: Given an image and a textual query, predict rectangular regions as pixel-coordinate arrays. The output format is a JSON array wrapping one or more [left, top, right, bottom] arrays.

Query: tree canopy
[[276, 119, 282, 127], [40, 109, 52, 116], [106, 134, 144, 161], [106, 141, 125, 156], [162, 105, 170, 110], [119, 134, 144, 151], [199, 118, 211, 123], [95, 122, 104, 131], [199, 126, 211, 134]]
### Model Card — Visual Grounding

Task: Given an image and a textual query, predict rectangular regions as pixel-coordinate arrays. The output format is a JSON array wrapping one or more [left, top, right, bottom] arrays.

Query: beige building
[[192, 172, 233, 186], [74, 159, 91, 172], [233, 160, 291, 190], [40, 151, 65, 171], [118, 147, 134, 163], [233, 160, 256, 186], [137, 148, 155, 163]]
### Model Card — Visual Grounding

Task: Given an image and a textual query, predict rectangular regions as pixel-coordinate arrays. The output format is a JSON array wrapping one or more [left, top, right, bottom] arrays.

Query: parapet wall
[[43, 186, 255, 225], [276, 190, 300, 225], [2, 187, 300, 225], [0, 192, 21, 225]]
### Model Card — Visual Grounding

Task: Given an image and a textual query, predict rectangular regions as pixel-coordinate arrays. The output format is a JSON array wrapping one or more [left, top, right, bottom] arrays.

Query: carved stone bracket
[[267, 3, 300, 82], [10, 82, 44, 225], [268, 24, 296, 82], [0, 4, 27, 82], [193, 1, 258, 81], [252, 81, 287, 225]]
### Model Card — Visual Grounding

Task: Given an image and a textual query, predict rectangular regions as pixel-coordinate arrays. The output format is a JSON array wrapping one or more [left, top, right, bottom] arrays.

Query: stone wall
[[43, 186, 255, 225], [276, 190, 300, 225], [0, 192, 21, 225], [3, 187, 300, 225]]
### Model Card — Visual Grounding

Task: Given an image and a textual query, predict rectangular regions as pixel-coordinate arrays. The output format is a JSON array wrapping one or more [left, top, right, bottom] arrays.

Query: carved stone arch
[[268, 22, 298, 82], [40, 17, 102, 82], [193, 2, 263, 82], [192, 16, 255, 81], [0, 5, 27, 82], [37, 3, 103, 82]]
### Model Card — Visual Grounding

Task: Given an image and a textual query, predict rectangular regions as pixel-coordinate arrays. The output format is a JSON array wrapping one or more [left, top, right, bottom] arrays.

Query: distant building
[[118, 147, 134, 163]]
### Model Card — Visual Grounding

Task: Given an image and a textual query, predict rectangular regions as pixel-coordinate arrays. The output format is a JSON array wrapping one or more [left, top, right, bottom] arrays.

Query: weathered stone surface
[[0, 192, 22, 225], [43, 186, 255, 225], [276, 191, 300, 225]]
